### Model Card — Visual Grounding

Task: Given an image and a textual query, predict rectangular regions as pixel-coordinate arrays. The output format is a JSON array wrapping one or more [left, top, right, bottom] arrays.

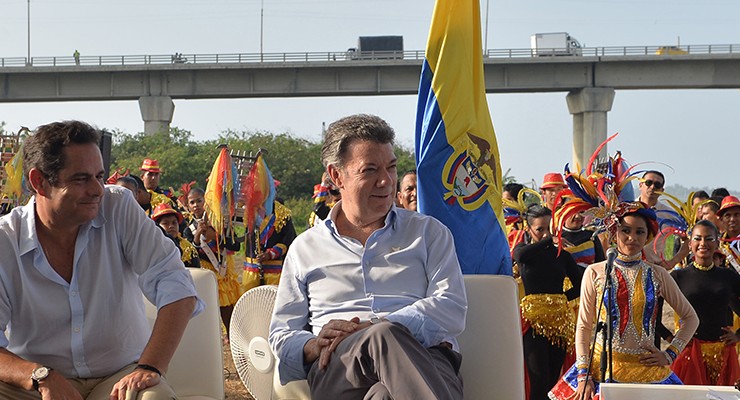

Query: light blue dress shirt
[[0, 185, 203, 378], [269, 204, 467, 383]]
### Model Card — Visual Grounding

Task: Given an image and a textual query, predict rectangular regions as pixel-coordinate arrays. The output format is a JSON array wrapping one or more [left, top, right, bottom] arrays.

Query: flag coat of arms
[[415, 0, 511, 275]]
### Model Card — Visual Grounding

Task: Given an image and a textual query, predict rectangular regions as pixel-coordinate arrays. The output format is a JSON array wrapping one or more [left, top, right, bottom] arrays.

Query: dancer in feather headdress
[[550, 134, 698, 400], [183, 146, 243, 333], [240, 152, 296, 292]]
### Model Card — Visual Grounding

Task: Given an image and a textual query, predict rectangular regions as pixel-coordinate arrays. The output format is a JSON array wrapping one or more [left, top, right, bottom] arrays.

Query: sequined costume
[[514, 237, 583, 400], [669, 262, 740, 385], [242, 201, 297, 292], [145, 189, 176, 217], [183, 218, 242, 307], [549, 256, 699, 400]]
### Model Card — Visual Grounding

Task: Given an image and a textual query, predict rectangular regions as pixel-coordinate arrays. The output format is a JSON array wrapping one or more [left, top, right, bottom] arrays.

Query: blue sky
[[1, 0, 739, 190]]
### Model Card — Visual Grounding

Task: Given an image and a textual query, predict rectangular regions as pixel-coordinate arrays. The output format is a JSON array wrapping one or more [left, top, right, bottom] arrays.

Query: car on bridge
[[656, 46, 688, 55]]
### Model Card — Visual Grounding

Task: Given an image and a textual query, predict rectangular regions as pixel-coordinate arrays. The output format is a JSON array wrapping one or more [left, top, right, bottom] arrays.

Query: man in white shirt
[[269, 114, 467, 399], [0, 121, 201, 399]]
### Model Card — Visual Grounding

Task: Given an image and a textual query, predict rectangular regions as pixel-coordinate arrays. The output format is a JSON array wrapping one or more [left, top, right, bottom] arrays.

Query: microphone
[[605, 247, 617, 275]]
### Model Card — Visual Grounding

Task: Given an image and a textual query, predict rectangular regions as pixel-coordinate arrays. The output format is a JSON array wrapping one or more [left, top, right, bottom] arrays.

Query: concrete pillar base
[[566, 88, 615, 172], [138, 96, 175, 135]]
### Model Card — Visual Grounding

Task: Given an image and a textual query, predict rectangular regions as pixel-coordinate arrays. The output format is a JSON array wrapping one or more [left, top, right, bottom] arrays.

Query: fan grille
[[230, 285, 279, 400]]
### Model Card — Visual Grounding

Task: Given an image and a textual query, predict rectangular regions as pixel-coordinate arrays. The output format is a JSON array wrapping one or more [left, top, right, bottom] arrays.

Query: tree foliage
[[109, 127, 417, 203]]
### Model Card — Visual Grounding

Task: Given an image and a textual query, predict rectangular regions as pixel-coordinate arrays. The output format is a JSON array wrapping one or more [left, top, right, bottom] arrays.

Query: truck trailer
[[530, 32, 582, 56], [346, 36, 404, 60]]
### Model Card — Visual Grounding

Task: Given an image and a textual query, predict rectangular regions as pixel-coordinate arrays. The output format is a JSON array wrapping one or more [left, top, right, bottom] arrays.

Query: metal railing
[[1, 44, 738, 68]]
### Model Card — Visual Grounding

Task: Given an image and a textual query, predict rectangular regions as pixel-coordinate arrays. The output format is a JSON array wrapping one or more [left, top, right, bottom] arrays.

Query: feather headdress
[[555, 133, 655, 246], [503, 187, 542, 228], [652, 192, 712, 259], [204, 145, 240, 237], [240, 151, 276, 233]]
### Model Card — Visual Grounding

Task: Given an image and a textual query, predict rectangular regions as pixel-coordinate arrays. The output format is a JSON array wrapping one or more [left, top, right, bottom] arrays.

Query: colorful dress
[[242, 201, 297, 292], [549, 256, 699, 400], [670, 263, 740, 385], [183, 218, 242, 307]]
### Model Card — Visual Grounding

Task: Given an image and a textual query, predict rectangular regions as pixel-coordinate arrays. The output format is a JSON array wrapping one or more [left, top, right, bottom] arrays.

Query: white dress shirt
[[269, 203, 467, 383], [0, 185, 203, 378]]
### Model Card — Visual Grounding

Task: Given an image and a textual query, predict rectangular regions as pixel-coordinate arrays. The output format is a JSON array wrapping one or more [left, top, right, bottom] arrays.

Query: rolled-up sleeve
[[383, 220, 467, 348], [269, 250, 316, 384], [117, 188, 204, 316]]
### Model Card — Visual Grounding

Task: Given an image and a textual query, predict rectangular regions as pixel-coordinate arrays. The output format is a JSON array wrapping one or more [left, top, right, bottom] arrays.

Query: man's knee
[[364, 320, 413, 341]]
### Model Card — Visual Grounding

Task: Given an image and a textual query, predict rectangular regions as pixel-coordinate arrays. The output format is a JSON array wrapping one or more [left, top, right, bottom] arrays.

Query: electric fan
[[230, 285, 279, 400], [229, 285, 310, 400]]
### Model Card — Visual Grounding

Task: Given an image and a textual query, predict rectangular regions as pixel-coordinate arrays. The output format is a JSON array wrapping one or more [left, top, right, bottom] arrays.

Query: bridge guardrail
[[2, 44, 739, 68]]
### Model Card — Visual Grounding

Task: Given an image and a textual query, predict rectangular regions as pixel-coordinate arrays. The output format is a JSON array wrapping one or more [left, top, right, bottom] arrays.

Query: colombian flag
[[415, 0, 511, 275]]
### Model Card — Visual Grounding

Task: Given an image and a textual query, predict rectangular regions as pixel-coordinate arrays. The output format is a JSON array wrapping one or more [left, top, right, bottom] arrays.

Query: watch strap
[[136, 363, 162, 376]]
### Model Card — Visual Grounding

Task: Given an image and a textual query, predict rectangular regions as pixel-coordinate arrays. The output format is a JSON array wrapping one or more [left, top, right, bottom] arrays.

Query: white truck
[[530, 32, 582, 56]]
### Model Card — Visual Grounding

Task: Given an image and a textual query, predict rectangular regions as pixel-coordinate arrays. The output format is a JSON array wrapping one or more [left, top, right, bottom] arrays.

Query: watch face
[[32, 366, 50, 380]]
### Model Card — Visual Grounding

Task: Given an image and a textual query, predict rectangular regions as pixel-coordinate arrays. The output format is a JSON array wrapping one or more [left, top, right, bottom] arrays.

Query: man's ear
[[327, 165, 343, 190], [28, 168, 48, 196]]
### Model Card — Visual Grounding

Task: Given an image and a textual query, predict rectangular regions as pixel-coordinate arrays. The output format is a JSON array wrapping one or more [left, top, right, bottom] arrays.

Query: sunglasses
[[642, 179, 664, 190]]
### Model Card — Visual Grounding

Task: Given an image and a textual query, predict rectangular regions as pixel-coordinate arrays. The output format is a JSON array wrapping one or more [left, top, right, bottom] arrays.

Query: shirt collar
[[323, 200, 398, 235], [17, 194, 107, 256]]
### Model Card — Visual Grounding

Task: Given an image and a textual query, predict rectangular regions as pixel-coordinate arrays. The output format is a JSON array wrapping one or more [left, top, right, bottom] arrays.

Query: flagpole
[[27, 0, 31, 66], [259, 0, 264, 60], [484, 0, 490, 54]]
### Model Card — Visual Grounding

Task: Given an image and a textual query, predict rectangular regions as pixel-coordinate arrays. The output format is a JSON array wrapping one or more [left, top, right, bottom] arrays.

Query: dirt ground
[[223, 342, 254, 399]]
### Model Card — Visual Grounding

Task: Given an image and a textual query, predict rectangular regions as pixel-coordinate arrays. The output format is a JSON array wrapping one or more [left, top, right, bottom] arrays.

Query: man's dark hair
[[115, 176, 138, 189], [712, 187, 731, 198], [691, 219, 720, 238], [525, 204, 551, 225], [321, 114, 395, 169], [694, 190, 709, 200], [23, 120, 101, 193], [504, 182, 524, 199], [188, 187, 205, 198], [128, 175, 147, 192], [706, 196, 722, 212], [641, 170, 665, 183], [400, 169, 417, 181]]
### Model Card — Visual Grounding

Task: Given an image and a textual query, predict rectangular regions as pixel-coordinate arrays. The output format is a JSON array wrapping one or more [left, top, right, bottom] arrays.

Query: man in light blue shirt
[[0, 121, 202, 399], [269, 114, 467, 399]]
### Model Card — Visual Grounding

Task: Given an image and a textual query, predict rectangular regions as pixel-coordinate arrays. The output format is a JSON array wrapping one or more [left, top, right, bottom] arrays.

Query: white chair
[[232, 274, 525, 400], [458, 274, 525, 400], [144, 268, 224, 400]]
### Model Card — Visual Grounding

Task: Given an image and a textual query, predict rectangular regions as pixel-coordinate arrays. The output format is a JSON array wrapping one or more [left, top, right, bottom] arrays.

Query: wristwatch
[[31, 366, 52, 391]]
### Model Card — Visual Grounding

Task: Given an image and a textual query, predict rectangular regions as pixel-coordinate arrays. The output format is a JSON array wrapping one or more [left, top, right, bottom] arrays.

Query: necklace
[[692, 261, 714, 271], [616, 251, 642, 263]]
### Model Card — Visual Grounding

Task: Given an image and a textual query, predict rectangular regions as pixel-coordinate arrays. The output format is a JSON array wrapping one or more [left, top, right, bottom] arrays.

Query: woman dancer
[[550, 204, 698, 399], [670, 220, 740, 385], [514, 204, 583, 400]]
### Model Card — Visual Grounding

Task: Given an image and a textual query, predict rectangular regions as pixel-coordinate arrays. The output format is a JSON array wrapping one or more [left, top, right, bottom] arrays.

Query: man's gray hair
[[321, 114, 395, 168]]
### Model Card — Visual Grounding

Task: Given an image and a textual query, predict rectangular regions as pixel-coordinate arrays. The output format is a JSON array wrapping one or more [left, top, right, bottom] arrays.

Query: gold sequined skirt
[[521, 293, 575, 350]]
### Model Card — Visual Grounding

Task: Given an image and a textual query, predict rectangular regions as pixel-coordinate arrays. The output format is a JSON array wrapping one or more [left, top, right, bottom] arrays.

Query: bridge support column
[[138, 96, 175, 135], [566, 88, 615, 171]]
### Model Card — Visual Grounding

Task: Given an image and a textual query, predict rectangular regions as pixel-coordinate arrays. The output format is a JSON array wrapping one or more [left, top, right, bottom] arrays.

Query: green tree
[[216, 129, 324, 201], [110, 127, 217, 193]]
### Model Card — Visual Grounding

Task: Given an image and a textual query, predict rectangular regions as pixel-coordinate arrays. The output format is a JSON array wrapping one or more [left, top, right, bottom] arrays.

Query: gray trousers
[[308, 321, 463, 400]]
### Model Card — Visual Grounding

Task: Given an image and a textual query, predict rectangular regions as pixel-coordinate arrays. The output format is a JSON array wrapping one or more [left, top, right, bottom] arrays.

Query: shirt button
[[76, 362, 82, 366], [70, 291, 78, 297], [74, 327, 81, 333]]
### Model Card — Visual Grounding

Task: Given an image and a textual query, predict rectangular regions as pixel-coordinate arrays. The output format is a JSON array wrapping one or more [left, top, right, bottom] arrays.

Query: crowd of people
[[0, 116, 738, 400], [505, 169, 740, 400]]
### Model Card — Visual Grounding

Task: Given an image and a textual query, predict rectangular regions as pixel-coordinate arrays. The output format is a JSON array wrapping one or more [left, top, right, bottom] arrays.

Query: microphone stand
[[581, 251, 616, 400], [601, 256, 615, 385]]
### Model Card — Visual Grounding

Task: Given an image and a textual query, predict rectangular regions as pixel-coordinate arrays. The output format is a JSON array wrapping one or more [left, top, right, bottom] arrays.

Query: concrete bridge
[[1, 44, 739, 168]]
